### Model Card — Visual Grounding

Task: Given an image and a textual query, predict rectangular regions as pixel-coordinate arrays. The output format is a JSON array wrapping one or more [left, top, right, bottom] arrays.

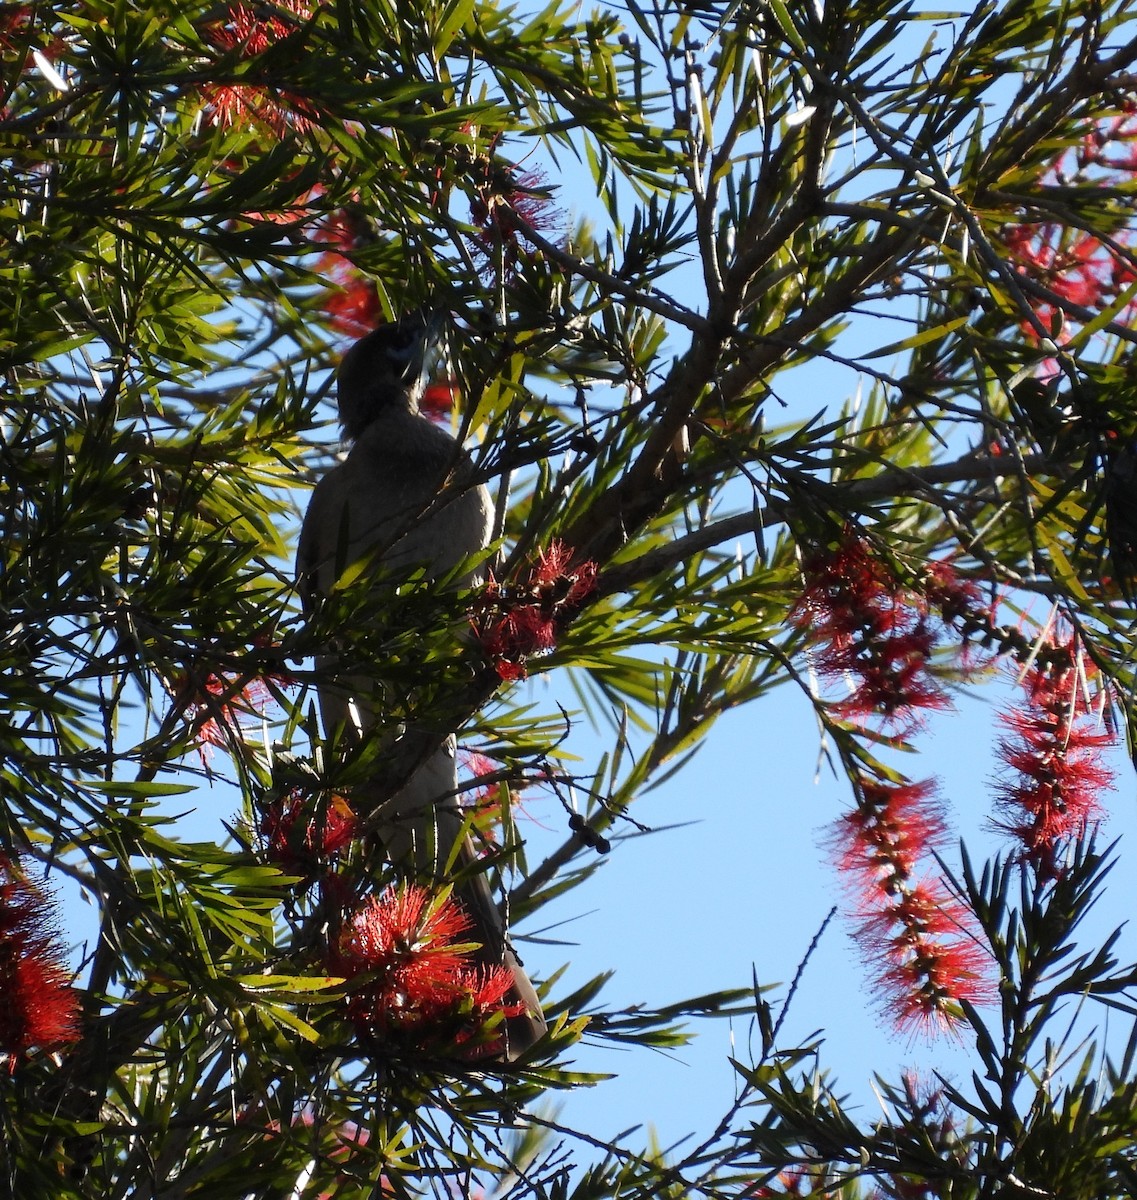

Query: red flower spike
[[0, 7, 31, 57], [879, 931, 993, 1033], [472, 540, 598, 680], [791, 535, 952, 732], [857, 877, 993, 1034], [1000, 114, 1137, 340], [201, 0, 316, 135], [190, 675, 275, 748], [308, 207, 385, 337], [0, 859, 80, 1066], [330, 883, 521, 1055], [261, 790, 357, 877], [458, 749, 512, 843], [468, 163, 563, 284], [322, 276, 383, 338], [177, 638, 292, 748], [420, 380, 458, 419], [831, 778, 993, 1035], [460, 749, 499, 790], [453, 964, 529, 1060], [177, 642, 293, 752], [832, 778, 947, 888], [993, 631, 1114, 875]]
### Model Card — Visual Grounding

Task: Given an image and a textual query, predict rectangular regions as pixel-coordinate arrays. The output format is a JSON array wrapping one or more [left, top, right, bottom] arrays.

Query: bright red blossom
[[469, 163, 562, 284], [792, 536, 952, 731], [216, 1, 304, 54], [471, 166, 558, 240], [330, 884, 523, 1055], [458, 749, 540, 848], [321, 275, 383, 338], [178, 654, 291, 750], [805, 544, 1001, 1030], [260, 790, 357, 877], [473, 540, 598, 680], [0, 6, 31, 55], [831, 778, 993, 1033], [994, 634, 1114, 875], [856, 876, 993, 1034], [1000, 113, 1137, 339], [833, 778, 948, 884], [202, 0, 315, 135], [922, 560, 986, 622], [750, 1166, 823, 1196], [460, 749, 507, 826], [420, 379, 458, 419], [0, 859, 80, 1065], [310, 206, 383, 337]]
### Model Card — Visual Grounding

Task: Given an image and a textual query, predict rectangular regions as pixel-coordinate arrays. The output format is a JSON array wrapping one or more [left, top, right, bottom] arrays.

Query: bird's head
[[336, 312, 439, 438]]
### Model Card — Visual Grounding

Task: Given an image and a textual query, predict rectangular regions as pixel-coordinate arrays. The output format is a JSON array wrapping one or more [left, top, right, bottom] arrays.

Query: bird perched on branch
[[297, 314, 546, 1059]]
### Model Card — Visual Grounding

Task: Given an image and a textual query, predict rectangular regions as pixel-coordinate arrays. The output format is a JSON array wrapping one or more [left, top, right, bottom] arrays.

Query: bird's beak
[[414, 309, 449, 384], [415, 309, 447, 359]]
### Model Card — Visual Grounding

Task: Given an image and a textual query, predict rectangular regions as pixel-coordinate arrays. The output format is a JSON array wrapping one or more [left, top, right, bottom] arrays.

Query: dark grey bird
[[297, 315, 546, 1059]]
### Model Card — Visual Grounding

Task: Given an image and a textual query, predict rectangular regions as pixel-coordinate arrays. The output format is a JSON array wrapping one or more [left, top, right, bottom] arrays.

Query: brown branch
[[599, 450, 1049, 594]]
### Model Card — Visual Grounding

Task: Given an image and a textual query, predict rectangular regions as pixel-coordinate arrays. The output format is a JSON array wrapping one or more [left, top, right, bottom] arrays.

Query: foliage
[[4, 0, 1137, 1196]]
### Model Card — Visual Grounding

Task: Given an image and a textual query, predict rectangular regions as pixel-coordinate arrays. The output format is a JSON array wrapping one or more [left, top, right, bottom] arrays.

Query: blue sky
[[533, 670, 1137, 1151]]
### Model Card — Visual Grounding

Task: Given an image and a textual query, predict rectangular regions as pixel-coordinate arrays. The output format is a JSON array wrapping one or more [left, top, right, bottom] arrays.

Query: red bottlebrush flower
[[472, 540, 598, 680], [176, 640, 293, 751], [457, 749, 540, 849], [460, 748, 505, 824], [476, 603, 558, 680], [310, 207, 384, 337], [532, 539, 599, 603], [467, 160, 563, 284], [201, 0, 316, 135], [461, 749, 498, 784], [332, 885, 471, 1034], [322, 275, 383, 338], [191, 675, 275, 748], [0, 859, 80, 1066], [456, 964, 529, 1060], [993, 632, 1114, 876], [922, 560, 985, 623], [791, 535, 951, 732], [748, 1166, 820, 1196], [329, 883, 524, 1055], [261, 789, 357, 876], [831, 777, 947, 887], [179, 665, 289, 750], [831, 778, 993, 1034], [0, 6, 32, 57], [1001, 223, 1120, 335], [210, 0, 306, 55], [420, 379, 458, 419], [999, 114, 1137, 339], [856, 877, 994, 1034]]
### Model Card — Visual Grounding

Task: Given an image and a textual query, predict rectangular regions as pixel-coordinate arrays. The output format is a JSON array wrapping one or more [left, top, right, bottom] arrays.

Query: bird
[[296, 314, 547, 1059]]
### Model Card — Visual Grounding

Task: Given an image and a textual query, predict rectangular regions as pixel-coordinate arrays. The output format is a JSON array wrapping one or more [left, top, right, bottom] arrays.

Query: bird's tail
[[452, 836, 548, 1060], [370, 734, 547, 1061]]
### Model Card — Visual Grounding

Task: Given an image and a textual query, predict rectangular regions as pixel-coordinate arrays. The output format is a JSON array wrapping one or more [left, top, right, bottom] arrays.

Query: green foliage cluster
[[5, 0, 1137, 1195]]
